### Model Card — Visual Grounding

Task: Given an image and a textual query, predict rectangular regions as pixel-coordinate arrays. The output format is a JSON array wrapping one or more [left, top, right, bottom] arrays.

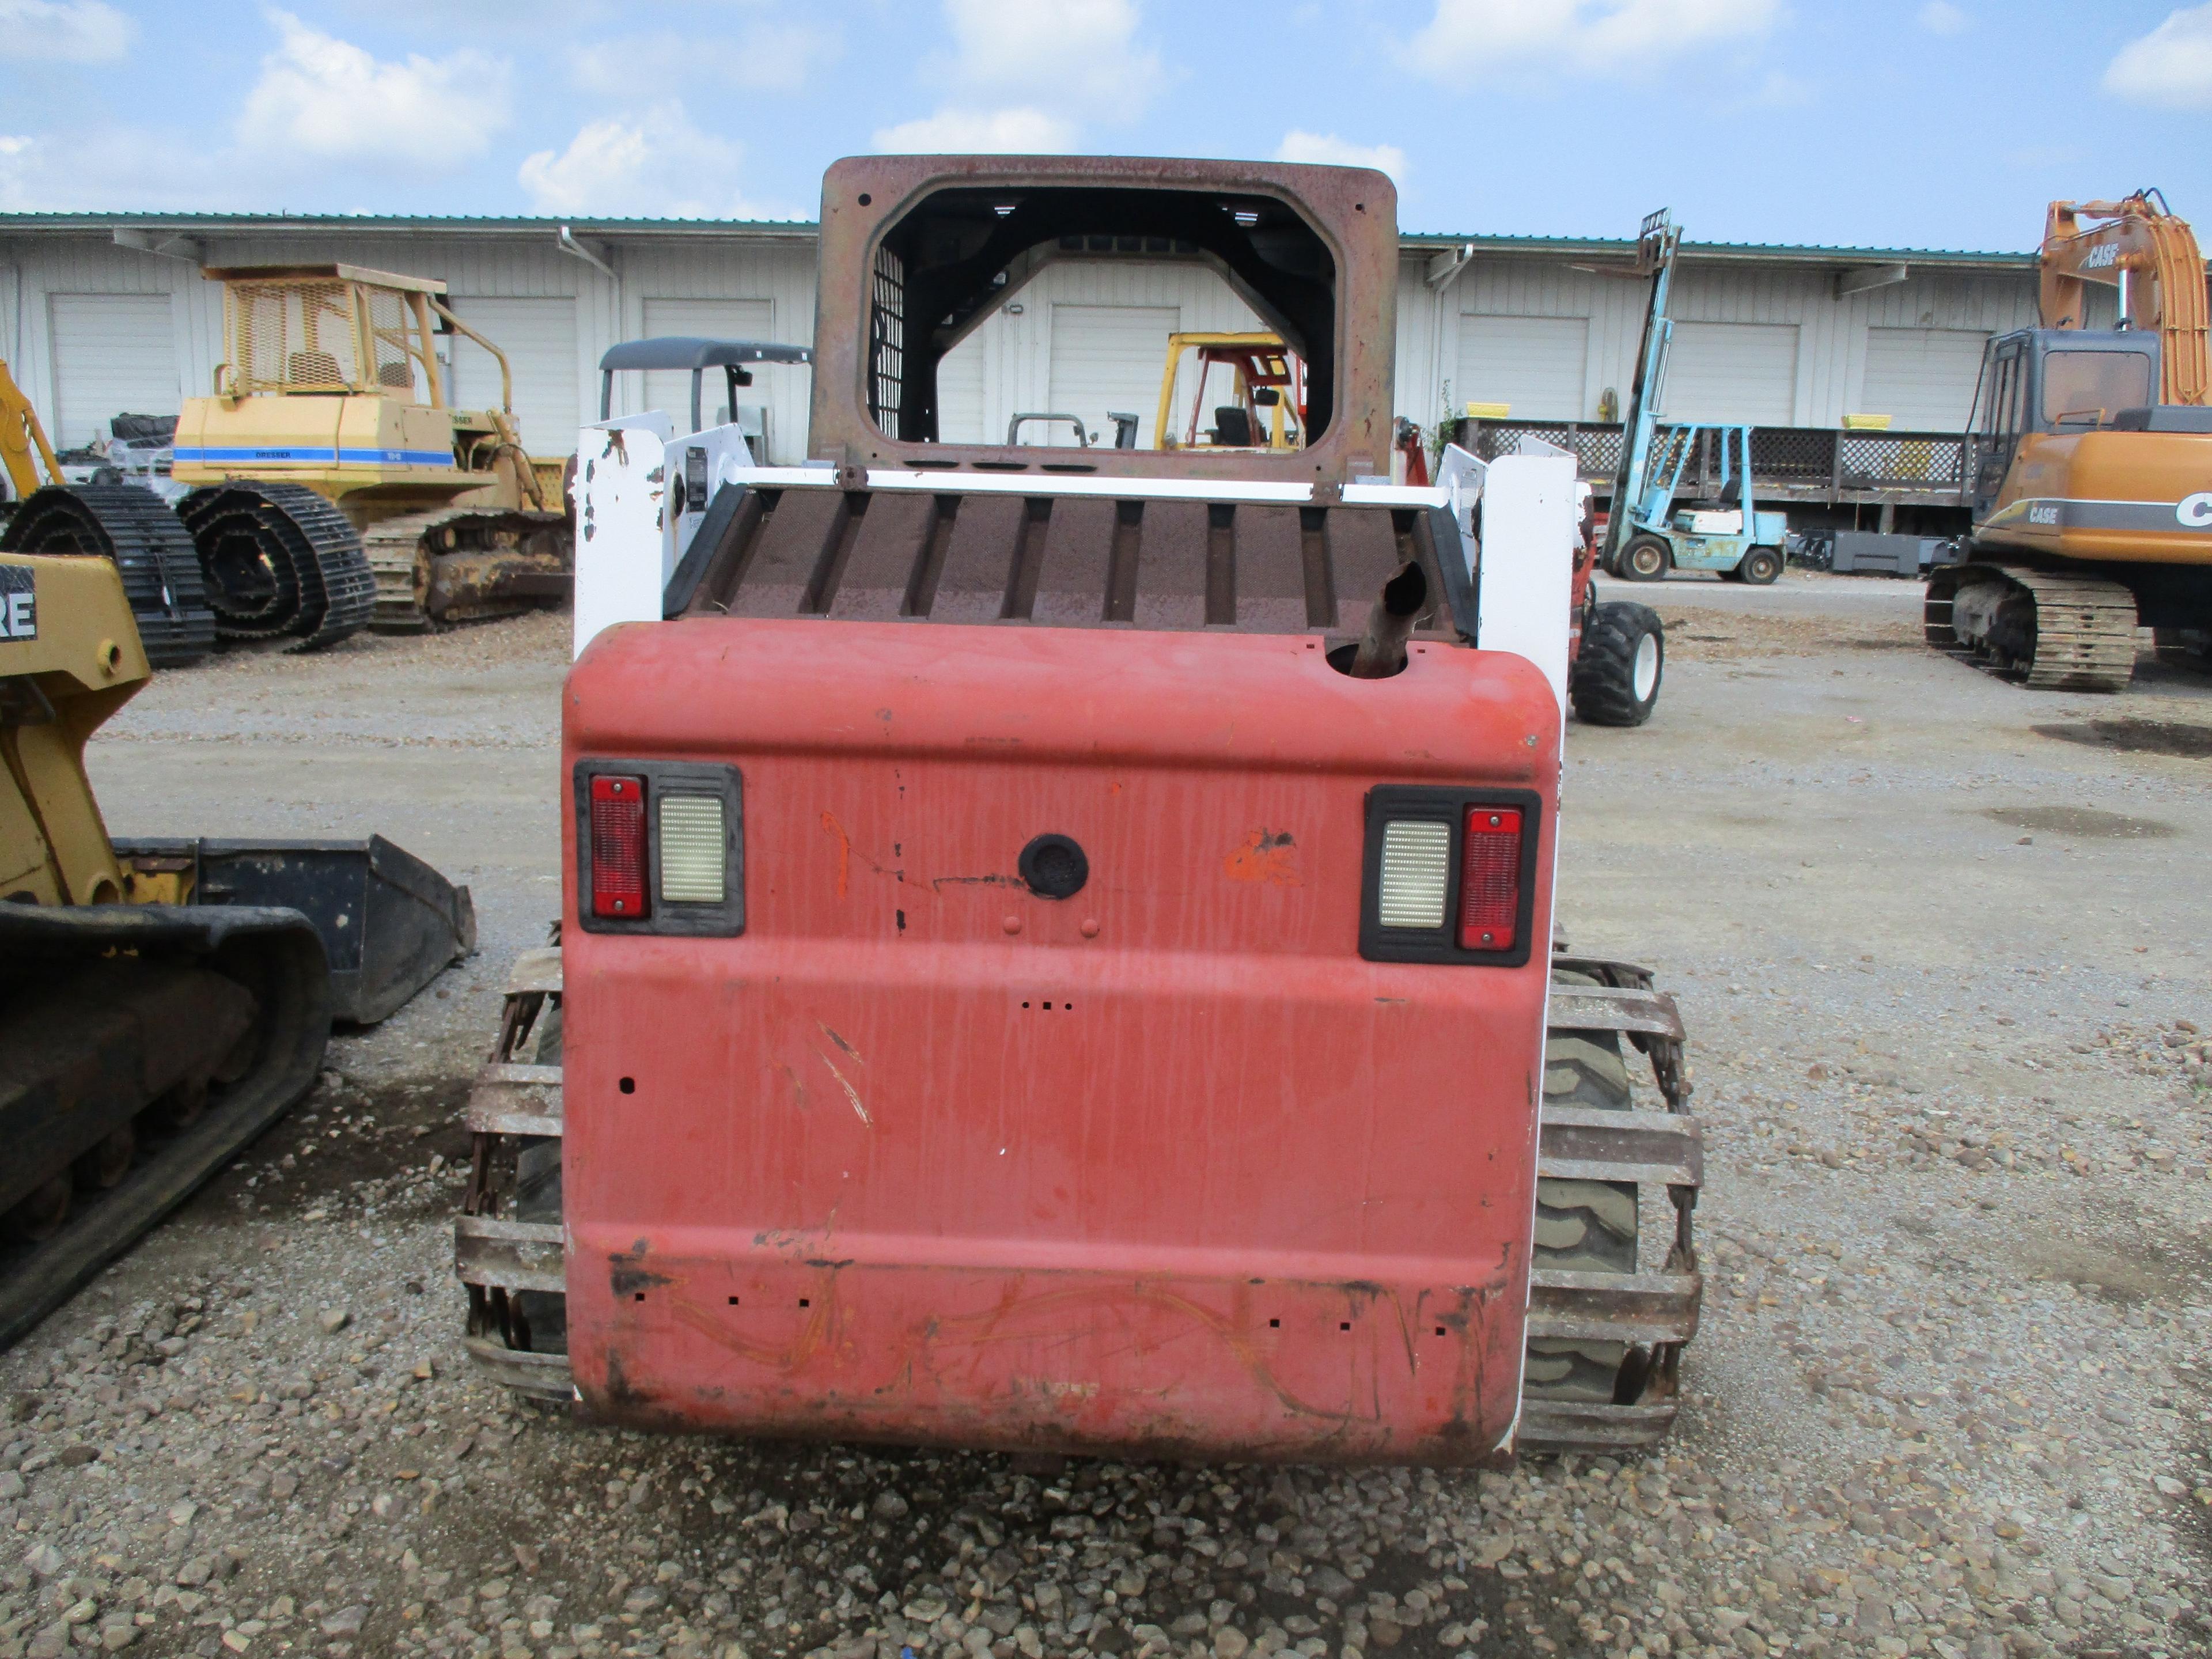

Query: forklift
[[1612, 423, 1788, 584], [1598, 211, 1788, 584]]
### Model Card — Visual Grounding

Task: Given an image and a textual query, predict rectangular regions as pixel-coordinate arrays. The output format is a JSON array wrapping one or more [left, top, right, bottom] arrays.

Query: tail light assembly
[[574, 760, 745, 936], [1360, 786, 1539, 966]]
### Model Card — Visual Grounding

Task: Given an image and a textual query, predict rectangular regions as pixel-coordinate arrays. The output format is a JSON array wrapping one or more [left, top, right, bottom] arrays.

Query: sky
[[2, 0, 2210, 252]]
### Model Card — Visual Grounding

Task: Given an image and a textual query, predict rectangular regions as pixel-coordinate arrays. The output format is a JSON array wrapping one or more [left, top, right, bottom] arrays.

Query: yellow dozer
[[1, 546, 476, 1349], [172, 263, 572, 633]]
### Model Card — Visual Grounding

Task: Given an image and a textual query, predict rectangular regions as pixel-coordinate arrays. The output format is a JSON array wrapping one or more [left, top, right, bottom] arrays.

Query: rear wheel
[[1620, 535, 1671, 582], [509, 1002, 567, 1357], [1570, 602, 1664, 726], [1740, 546, 1782, 585]]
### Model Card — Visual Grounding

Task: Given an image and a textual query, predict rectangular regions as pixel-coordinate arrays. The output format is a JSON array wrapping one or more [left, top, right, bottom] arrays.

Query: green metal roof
[[0, 209, 2041, 266], [1398, 229, 2037, 268]]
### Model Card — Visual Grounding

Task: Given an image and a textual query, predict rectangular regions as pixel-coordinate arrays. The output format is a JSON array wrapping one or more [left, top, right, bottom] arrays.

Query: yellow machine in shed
[[172, 263, 572, 632]]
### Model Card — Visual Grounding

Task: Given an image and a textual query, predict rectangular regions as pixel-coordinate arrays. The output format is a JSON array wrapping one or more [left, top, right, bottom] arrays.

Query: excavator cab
[[1965, 328, 2161, 520]]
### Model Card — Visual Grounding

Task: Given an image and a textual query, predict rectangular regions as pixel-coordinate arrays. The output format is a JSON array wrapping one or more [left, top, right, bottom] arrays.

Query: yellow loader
[[1, 545, 475, 1349]]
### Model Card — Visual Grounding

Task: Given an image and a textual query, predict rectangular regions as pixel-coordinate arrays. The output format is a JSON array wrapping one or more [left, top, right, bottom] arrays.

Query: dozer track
[[452, 946, 1707, 1451], [0, 485, 215, 668], [1926, 560, 2139, 693], [177, 482, 376, 652], [0, 903, 331, 1352], [363, 508, 572, 634]]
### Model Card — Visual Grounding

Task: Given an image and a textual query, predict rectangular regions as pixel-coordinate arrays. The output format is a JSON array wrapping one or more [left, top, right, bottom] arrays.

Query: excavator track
[[452, 946, 1707, 1450], [0, 485, 214, 668], [363, 508, 572, 634], [177, 482, 375, 652], [0, 903, 331, 1352], [1926, 561, 2139, 693]]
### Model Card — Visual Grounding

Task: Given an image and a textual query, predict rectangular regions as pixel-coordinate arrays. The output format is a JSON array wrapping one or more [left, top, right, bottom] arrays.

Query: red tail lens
[[590, 775, 649, 918], [1457, 806, 1522, 950]]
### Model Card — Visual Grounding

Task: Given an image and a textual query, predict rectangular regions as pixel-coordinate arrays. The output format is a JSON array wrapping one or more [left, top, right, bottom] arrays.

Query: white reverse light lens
[[1377, 819, 1451, 930], [657, 794, 725, 904]]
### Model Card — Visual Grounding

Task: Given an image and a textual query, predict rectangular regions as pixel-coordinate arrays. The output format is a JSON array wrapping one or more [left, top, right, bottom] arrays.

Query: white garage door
[[935, 331, 987, 444], [48, 293, 179, 449], [1861, 327, 1990, 431], [640, 297, 774, 429], [448, 297, 579, 457], [1048, 304, 1180, 448], [1663, 321, 1799, 425], [1455, 314, 1588, 420]]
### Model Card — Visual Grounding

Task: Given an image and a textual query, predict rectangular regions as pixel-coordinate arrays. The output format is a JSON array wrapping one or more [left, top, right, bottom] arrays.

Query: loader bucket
[[112, 836, 476, 1024]]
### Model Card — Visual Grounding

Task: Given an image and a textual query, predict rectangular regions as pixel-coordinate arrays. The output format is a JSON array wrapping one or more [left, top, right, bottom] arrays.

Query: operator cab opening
[[860, 183, 1336, 452]]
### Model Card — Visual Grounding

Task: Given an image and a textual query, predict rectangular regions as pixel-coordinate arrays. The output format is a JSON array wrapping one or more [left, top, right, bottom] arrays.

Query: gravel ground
[[5, 576, 2210, 1659]]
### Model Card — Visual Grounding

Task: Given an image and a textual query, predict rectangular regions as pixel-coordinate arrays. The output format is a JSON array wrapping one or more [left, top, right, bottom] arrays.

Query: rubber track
[[177, 483, 374, 652], [1926, 561, 2138, 693], [0, 484, 214, 668]]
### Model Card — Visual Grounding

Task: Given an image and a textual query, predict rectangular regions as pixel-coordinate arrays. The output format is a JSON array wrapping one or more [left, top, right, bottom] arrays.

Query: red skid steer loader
[[456, 155, 1702, 1461]]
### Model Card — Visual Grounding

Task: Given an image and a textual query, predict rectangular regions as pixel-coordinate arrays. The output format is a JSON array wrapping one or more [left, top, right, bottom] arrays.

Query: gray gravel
[[4, 577, 2209, 1658]]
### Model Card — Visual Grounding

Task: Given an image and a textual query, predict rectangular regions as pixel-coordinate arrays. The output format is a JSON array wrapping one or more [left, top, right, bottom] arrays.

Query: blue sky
[[2, 0, 2210, 251]]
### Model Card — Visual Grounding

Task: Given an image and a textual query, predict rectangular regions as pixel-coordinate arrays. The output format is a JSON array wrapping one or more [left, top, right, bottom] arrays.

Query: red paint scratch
[[820, 812, 851, 899], [1223, 829, 1300, 886]]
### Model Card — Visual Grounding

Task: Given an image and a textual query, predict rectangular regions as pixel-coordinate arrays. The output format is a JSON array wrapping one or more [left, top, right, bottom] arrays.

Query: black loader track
[[178, 482, 375, 651], [0, 484, 214, 668]]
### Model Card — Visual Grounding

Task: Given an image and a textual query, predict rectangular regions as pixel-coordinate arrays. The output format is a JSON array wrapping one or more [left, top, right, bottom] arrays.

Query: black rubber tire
[[1525, 969, 1640, 1404], [1570, 602, 1664, 727], [1740, 546, 1782, 585], [1619, 535, 1671, 582]]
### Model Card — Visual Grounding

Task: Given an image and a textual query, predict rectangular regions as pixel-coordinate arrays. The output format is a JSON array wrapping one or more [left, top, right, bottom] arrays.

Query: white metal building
[[0, 211, 2082, 471]]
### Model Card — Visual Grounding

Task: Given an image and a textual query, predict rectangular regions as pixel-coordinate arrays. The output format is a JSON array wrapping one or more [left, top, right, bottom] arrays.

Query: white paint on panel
[[48, 293, 178, 448], [1860, 326, 1990, 431], [1663, 321, 1800, 425], [1455, 314, 1589, 419], [448, 296, 581, 456], [1046, 303, 1180, 448]]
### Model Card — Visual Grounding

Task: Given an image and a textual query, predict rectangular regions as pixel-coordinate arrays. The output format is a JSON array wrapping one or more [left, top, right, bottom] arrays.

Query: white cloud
[[939, 0, 1162, 116], [870, 106, 1078, 154], [1916, 1, 1968, 34], [570, 18, 840, 96], [872, 0, 1158, 157], [2104, 3, 2212, 109], [1402, 0, 1777, 78], [237, 10, 512, 169], [1274, 131, 1408, 184], [519, 103, 785, 217], [0, 0, 132, 63]]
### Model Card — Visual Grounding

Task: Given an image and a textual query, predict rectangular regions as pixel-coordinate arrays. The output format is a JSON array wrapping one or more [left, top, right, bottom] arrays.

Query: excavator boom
[[2040, 191, 2210, 406], [1, 357, 64, 503]]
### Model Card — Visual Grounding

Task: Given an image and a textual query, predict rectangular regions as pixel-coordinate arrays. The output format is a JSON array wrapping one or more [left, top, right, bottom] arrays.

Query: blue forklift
[[1613, 422, 1789, 584], [1599, 210, 1789, 584]]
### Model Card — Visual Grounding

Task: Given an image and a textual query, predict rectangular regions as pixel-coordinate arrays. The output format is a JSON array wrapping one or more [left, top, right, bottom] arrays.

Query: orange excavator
[[1926, 190, 2212, 690]]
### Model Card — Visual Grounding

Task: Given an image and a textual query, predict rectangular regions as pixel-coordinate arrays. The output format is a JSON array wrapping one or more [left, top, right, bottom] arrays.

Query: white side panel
[[1475, 453, 1574, 719], [1859, 326, 1991, 430], [1455, 314, 1589, 419], [640, 296, 774, 427], [661, 422, 757, 577], [1663, 321, 1800, 425], [448, 296, 581, 455], [47, 293, 179, 448], [1046, 303, 1181, 448], [572, 419, 669, 660]]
